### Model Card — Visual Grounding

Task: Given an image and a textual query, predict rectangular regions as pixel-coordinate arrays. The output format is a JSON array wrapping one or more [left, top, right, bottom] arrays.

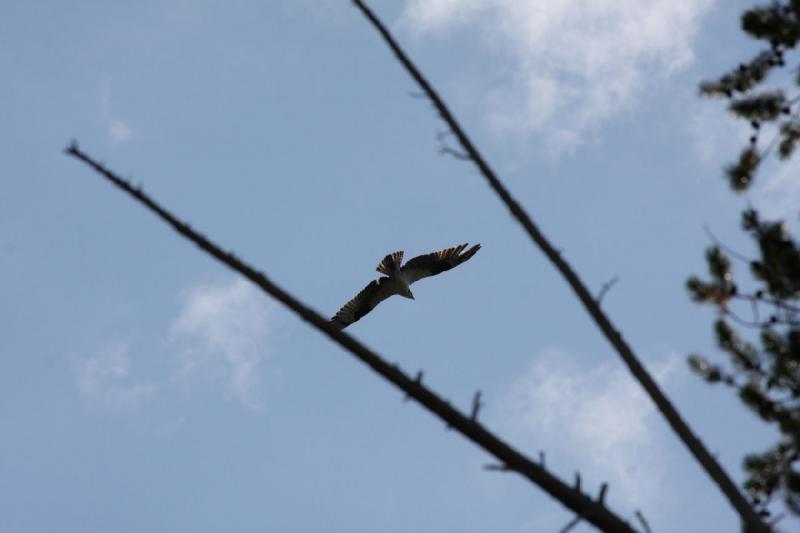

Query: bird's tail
[[376, 250, 404, 276]]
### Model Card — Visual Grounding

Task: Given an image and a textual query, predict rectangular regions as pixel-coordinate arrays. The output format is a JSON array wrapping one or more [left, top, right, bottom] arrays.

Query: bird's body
[[330, 243, 481, 329]]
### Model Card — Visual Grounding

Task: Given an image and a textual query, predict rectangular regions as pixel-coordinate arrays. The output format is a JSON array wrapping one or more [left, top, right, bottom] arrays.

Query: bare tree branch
[[561, 484, 610, 533], [349, 1, 769, 531], [65, 143, 638, 533]]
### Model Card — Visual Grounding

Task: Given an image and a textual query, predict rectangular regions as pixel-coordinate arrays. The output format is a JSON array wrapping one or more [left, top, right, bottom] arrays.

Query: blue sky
[[2, 1, 796, 531]]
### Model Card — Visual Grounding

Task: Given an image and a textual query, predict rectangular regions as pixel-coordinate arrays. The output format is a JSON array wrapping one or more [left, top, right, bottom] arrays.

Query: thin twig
[[724, 308, 771, 329], [635, 510, 652, 533], [597, 276, 619, 304], [751, 295, 761, 324], [66, 143, 638, 533], [561, 508, 593, 533], [470, 390, 482, 421], [350, 2, 769, 531], [735, 293, 800, 315], [703, 225, 754, 264], [439, 145, 471, 161], [597, 483, 608, 505]]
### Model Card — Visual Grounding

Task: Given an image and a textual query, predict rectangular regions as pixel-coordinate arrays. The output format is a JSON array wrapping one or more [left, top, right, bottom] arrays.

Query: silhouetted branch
[[66, 143, 638, 533], [350, 2, 769, 531], [561, 483, 610, 533]]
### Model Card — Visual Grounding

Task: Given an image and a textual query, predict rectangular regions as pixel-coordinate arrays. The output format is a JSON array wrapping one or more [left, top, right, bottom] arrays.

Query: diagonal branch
[[65, 143, 638, 533], [349, 1, 769, 532]]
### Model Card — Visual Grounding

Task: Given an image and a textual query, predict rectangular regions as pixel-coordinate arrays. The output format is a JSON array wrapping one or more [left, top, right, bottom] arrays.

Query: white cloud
[[403, 0, 715, 155], [77, 343, 158, 410], [171, 277, 273, 411], [98, 79, 134, 144], [494, 348, 681, 512]]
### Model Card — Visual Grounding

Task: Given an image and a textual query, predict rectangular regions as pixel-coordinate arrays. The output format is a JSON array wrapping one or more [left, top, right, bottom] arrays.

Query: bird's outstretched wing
[[401, 243, 481, 284], [330, 276, 401, 330]]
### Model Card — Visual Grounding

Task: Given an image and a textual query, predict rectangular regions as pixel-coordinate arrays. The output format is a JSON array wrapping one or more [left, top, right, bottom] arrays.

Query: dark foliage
[[692, 1, 800, 522], [689, 217, 800, 518], [700, 2, 800, 189]]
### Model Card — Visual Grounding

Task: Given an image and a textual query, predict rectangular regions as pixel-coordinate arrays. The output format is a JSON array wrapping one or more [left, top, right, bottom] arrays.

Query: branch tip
[[596, 276, 619, 304], [65, 140, 79, 155], [635, 510, 652, 533], [597, 483, 608, 505], [470, 390, 482, 421]]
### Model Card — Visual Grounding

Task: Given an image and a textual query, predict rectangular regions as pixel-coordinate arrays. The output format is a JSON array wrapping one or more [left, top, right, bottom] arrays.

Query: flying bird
[[330, 243, 481, 329]]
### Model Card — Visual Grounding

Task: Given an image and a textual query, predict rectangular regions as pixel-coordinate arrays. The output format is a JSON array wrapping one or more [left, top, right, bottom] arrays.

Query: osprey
[[330, 243, 481, 329]]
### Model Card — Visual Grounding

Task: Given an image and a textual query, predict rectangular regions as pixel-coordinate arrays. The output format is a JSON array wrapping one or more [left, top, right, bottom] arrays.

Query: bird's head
[[401, 287, 415, 300]]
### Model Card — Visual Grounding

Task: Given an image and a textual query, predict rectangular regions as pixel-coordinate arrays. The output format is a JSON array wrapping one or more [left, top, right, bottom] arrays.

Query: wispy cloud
[[98, 79, 134, 144], [493, 348, 681, 512], [402, 0, 715, 155], [171, 277, 274, 411], [77, 343, 158, 410]]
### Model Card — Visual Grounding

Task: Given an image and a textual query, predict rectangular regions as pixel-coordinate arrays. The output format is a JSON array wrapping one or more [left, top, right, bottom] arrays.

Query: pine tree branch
[[349, 1, 770, 531], [65, 143, 638, 533]]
